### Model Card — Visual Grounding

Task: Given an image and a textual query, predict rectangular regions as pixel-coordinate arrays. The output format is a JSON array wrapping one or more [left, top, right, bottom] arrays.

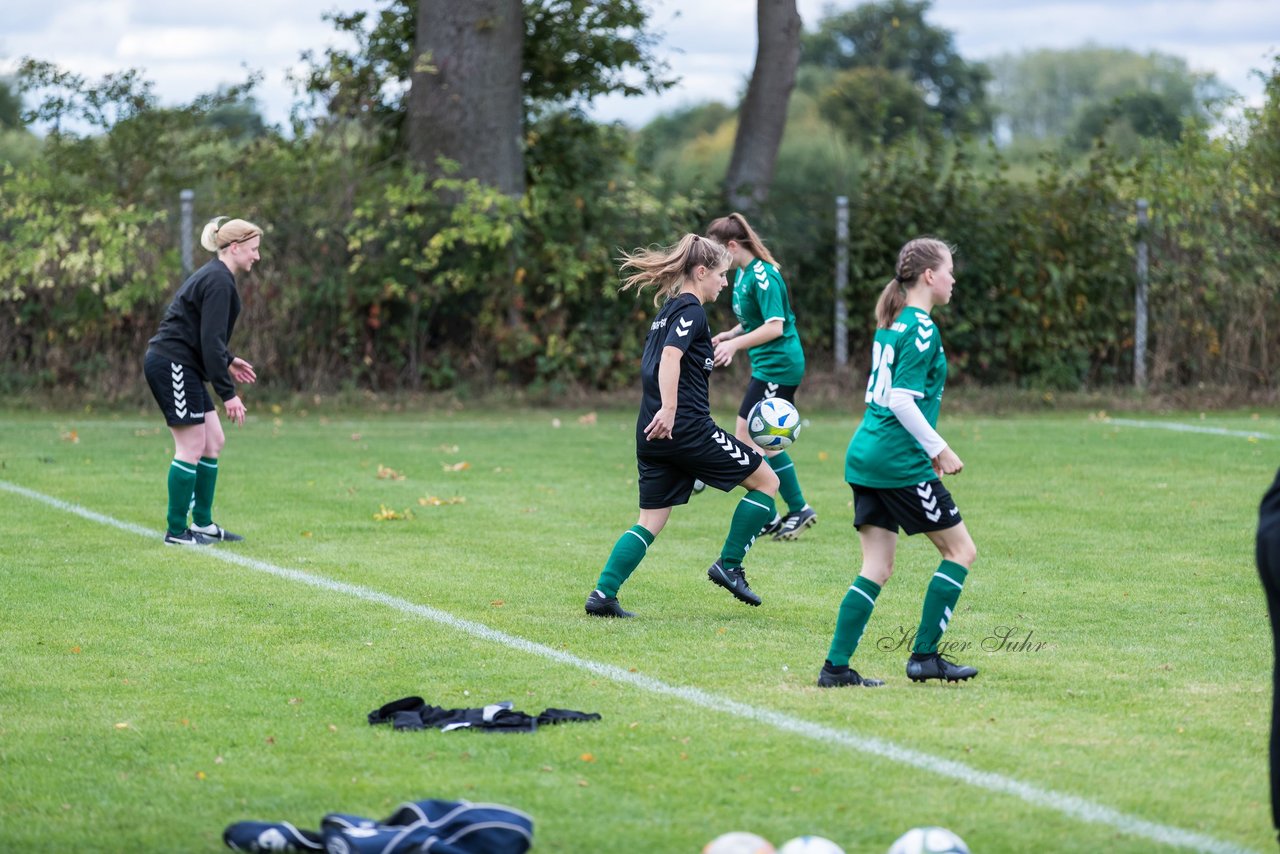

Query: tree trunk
[[408, 0, 525, 197], [724, 0, 801, 212]]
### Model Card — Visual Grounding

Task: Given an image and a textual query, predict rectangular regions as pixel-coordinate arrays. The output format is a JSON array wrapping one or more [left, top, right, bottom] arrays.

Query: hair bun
[[200, 216, 262, 252]]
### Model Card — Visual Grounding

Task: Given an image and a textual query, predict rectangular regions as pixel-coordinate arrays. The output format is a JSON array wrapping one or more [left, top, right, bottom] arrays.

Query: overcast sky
[[2, 0, 1276, 131]]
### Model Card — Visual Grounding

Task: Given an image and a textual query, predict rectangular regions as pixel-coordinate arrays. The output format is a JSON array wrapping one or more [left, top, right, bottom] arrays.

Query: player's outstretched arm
[[643, 346, 682, 441]]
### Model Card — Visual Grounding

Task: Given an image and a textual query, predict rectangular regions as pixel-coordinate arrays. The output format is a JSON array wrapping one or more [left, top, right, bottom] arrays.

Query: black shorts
[[637, 425, 763, 509], [850, 480, 962, 535], [737, 377, 801, 420], [144, 351, 213, 427]]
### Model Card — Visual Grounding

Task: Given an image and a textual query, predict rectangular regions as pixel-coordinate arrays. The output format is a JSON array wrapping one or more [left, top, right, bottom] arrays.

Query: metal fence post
[[834, 195, 849, 369], [1135, 199, 1149, 390], [180, 189, 195, 276]]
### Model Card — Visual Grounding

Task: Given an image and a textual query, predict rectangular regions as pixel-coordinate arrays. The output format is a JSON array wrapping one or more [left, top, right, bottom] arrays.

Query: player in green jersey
[[705, 213, 815, 540], [817, 237, 979, 688]]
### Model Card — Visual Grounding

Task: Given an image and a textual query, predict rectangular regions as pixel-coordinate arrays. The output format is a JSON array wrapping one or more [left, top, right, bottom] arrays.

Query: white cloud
[[117, 29, 241, 62], [591, 0, 1276, 125], [0, 0, 383, 130], [929, 0, 1276, 104], [1, 0, 1274, 131]]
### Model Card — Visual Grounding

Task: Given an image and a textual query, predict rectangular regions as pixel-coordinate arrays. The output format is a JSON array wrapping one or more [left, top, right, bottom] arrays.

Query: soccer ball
[[778, 835, 845, 854], [886, 827, 969, 854], [748, 398, 801, 450], [703, 831, 776, 854]]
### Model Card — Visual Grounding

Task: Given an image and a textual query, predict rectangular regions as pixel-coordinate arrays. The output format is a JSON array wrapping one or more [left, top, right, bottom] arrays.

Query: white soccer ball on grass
[[886, 826, 970, 854], [703, 830, 776, 854], [778, 834, 845, 854]]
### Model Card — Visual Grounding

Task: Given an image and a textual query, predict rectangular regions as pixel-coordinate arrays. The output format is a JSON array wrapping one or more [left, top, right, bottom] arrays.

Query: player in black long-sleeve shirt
[[583, 234, 780, 618], [1257, 468, 1280, 844], [144, 217, 261, 545]]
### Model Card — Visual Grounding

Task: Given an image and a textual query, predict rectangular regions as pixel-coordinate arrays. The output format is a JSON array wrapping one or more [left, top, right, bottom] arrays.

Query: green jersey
[[845, 306, 948, 488], [731, 258, 805, 385]]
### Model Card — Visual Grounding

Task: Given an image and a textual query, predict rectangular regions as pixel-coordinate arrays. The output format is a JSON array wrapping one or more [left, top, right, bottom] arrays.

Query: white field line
[[0, 480, 1259, 854], [1104, 418, 1275, 440]]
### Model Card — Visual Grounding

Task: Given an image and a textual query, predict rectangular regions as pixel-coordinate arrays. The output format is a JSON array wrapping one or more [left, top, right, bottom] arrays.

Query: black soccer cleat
[[774, 506, 818, 540], [818, 662, 884, 688], [190, 522, 244, 542], [906, 652, 979, 683], [163, 529, 212, 547], [758, 513, 784, 538], [585, 590, 635, 618], [707, 559, 762, 606]]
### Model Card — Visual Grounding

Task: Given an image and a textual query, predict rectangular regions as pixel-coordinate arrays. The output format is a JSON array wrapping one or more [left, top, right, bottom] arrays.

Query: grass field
[[0, 403, 1276, 852]]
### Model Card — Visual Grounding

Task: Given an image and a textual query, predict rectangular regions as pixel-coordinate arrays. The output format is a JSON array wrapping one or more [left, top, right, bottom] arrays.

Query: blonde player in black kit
[[144, 216, 261, 546], [584, 235, 781, 617]]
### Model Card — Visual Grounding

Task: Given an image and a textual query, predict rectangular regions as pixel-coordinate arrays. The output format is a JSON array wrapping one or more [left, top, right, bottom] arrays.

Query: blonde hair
[[706, 212, 779, 268], [617, 234, 731, 306], [874, 237, 954, 329], [200, 217, 263, 252]]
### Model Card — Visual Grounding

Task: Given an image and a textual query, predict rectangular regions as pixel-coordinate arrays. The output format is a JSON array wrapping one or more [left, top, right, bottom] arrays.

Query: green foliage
[[16, 59, 268, 206], [1, 26, 1277, 396], [800, 0, 992, 139], [0, 128, 41, 170], [335, 112, 706, 391], [0, 29, 707, 396], [1070, 92, 1185, 157], [342, 162, 522, 390], [262, 111, 703, 393], [523, 0, 675, 111], [302, 0, 671, 133], [811, 138, 1140, 389], [1138, 57, 1280, 387], [636, 88, 1139, 389], [987, 46, 1233, 161], [0, 159, 172, 384], [1244, 56, 1280, 191], [0, 77, 23, 129], [740, 95, 864, 347], [639, 50, 1280, 391], [642, 116, 735, 197], [634, 101, 735, 167], [295, 3, 414, 145], [201, 93, 270, 141], [816, 66, 937, 146]]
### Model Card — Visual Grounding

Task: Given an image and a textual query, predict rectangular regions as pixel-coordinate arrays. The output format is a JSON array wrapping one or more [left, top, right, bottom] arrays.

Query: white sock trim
[[933, 571, 964, 590], [850, 585, 877, 607]]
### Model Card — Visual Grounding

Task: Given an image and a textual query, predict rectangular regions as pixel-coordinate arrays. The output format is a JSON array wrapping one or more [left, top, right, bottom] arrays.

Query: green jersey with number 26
[[845, 306, 948, 488]]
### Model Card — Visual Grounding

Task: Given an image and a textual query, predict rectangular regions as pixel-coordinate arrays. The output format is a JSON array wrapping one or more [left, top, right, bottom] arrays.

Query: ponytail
[[618, 234, 731, 306], [706, 212, 779, 268], [874, 277, 908, 329]]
